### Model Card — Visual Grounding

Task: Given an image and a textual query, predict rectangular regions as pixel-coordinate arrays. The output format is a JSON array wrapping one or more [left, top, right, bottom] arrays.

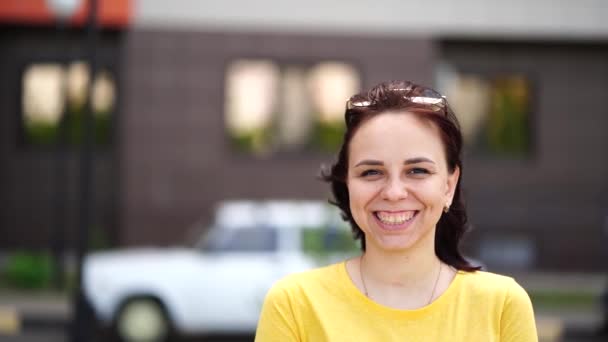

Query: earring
[[443, 205, 450, 213]]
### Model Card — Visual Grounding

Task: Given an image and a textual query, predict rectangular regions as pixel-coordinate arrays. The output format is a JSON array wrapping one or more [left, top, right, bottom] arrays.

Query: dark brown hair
[[321, 80, 480, 272]]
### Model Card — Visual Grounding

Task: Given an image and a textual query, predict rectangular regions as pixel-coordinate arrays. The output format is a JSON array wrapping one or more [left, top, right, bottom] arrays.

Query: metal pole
[[51, 18, 68, 291], [70, 0, 97, 340]]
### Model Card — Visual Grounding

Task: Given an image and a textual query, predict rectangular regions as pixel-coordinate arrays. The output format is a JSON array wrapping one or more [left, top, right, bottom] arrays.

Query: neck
[[361, 231, 440, 289]]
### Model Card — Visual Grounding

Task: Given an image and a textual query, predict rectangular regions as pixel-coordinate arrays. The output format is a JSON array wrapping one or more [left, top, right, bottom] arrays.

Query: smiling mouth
[[374, 210, 418, 225]]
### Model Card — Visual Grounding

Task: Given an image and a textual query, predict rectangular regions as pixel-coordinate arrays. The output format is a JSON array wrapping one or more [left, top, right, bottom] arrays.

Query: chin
[[369, 236, 418, 252]]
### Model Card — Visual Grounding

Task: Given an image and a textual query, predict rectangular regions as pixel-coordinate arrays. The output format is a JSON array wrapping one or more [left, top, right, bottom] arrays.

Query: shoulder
[[459, 272, 538, 339], [457, 269, 512, 285], [266, 263, 343, 299], [456, 270, 529, 300], [258, 265, 344, 341], [453, 270, 535, 326]]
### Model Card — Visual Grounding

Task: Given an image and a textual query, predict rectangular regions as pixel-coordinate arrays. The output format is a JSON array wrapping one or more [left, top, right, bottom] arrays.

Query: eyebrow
[[354, 157, 435, 167]]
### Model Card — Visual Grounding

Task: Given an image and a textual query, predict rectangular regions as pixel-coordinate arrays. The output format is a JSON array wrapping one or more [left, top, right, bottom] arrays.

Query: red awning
[[0, 0, 131, 28]]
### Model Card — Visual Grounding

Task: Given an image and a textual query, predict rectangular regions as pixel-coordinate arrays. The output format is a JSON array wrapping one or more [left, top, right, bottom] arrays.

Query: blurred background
[[1, 0, 607, 341]]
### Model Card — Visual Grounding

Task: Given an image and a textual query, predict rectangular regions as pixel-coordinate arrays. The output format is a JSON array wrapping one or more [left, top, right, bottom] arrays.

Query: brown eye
[[361, 169, 381, 177], [408, 168, 430, 175]]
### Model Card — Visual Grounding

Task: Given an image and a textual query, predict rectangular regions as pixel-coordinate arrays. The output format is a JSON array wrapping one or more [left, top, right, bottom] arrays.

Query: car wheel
[[115, 297, 172, 342]]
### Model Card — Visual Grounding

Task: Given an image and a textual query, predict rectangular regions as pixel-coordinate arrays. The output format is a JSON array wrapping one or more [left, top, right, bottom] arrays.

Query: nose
[[381, 177, 408, 201]]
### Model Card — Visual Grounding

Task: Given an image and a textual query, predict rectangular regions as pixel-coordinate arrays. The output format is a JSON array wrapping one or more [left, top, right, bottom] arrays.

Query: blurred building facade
[[1, 0, 607, 271]]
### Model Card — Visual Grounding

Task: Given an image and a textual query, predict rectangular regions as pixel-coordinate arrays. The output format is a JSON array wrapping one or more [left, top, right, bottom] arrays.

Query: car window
[[301, 228, 359, 255], [201, 227, 278, 252]]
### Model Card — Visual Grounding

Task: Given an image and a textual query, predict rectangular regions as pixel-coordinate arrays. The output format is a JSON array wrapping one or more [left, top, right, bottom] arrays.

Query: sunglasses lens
[[346, 100, 372, 110], [420, 88, 443, 99], [345, 88, 447, 115]]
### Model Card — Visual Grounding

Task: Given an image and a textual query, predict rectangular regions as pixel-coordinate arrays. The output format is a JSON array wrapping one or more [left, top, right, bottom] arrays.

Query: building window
[[225, 60, 360, 156], [437, 65, 532, 157], [21, 61, 116, 147]]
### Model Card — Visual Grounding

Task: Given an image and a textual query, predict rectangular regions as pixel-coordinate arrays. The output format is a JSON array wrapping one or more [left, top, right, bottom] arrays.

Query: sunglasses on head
[[345, 87, 448, 115]]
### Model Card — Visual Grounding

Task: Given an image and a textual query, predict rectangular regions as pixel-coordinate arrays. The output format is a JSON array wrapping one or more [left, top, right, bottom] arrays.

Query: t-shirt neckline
[[338, 260, 463, 318]]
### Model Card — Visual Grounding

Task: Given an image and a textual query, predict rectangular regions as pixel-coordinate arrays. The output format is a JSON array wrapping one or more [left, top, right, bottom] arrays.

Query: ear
[[445, 166, 460, 207]]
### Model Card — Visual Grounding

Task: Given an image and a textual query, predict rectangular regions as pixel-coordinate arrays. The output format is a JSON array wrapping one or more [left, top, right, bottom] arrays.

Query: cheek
[[348, 180, 377, 204], [414, 181, 448, 209], [347, 181, 362, 212], [347, 181, 375, 221]]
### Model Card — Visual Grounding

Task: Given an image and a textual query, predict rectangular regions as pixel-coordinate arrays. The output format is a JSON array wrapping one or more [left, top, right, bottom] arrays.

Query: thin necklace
[[359, 255, 443, 305]]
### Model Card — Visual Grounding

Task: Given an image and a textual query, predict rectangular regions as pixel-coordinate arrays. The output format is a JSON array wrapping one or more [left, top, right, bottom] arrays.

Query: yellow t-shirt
[[256, 262, 537, 342]]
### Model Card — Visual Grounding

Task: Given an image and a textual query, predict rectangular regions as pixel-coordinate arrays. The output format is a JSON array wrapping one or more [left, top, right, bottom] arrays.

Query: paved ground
[[1, 318, 606, 342], [3, 324, 607, 342]]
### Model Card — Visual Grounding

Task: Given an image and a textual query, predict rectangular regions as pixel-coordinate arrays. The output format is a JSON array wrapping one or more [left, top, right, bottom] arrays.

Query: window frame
[[15, 54, 121, 152]]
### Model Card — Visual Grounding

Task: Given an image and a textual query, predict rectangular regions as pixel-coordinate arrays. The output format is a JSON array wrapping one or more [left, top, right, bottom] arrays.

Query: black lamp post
[[601, 214, 608, 336], [72, 0, 98, 339], [47, 1, 99, 340], [67, 0, 98, 340], [46, 0, 80, 291]]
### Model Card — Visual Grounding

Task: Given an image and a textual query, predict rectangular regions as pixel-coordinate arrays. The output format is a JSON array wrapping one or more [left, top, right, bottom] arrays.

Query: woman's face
[[347, 111, 459, 253]]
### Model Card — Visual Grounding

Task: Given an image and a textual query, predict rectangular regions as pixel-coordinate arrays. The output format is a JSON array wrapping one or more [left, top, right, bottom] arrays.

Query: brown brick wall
[[0, 26, 121, 249], [441, 41, 608, 270], [120, 29, 437, 246], [3, 26, 607, 270]]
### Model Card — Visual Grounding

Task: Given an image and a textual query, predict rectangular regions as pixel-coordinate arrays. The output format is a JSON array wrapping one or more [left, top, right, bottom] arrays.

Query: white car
[[83, 201, 356, 342]]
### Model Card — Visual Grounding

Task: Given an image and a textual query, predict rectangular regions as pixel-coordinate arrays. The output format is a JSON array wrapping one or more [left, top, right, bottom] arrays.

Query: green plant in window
[[230, 126, 273, 155], [64, 106, 112, 146], [486, 77, 530, 156], [24, 107, 111, 147], [93, 109, 112, 145], [309, 115, 345, 153], [24, 121, 60, 145]]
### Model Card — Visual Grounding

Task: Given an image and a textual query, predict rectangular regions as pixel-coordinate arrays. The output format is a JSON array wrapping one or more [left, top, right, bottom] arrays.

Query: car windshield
[[198, 227, 278, 252]]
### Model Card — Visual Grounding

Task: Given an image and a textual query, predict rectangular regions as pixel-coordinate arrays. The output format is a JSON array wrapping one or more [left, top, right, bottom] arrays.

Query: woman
[[255, 80, 537, 341]]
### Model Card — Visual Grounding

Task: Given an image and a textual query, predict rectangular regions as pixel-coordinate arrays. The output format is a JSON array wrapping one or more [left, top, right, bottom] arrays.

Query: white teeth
[[376, 211, 416, 225]]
